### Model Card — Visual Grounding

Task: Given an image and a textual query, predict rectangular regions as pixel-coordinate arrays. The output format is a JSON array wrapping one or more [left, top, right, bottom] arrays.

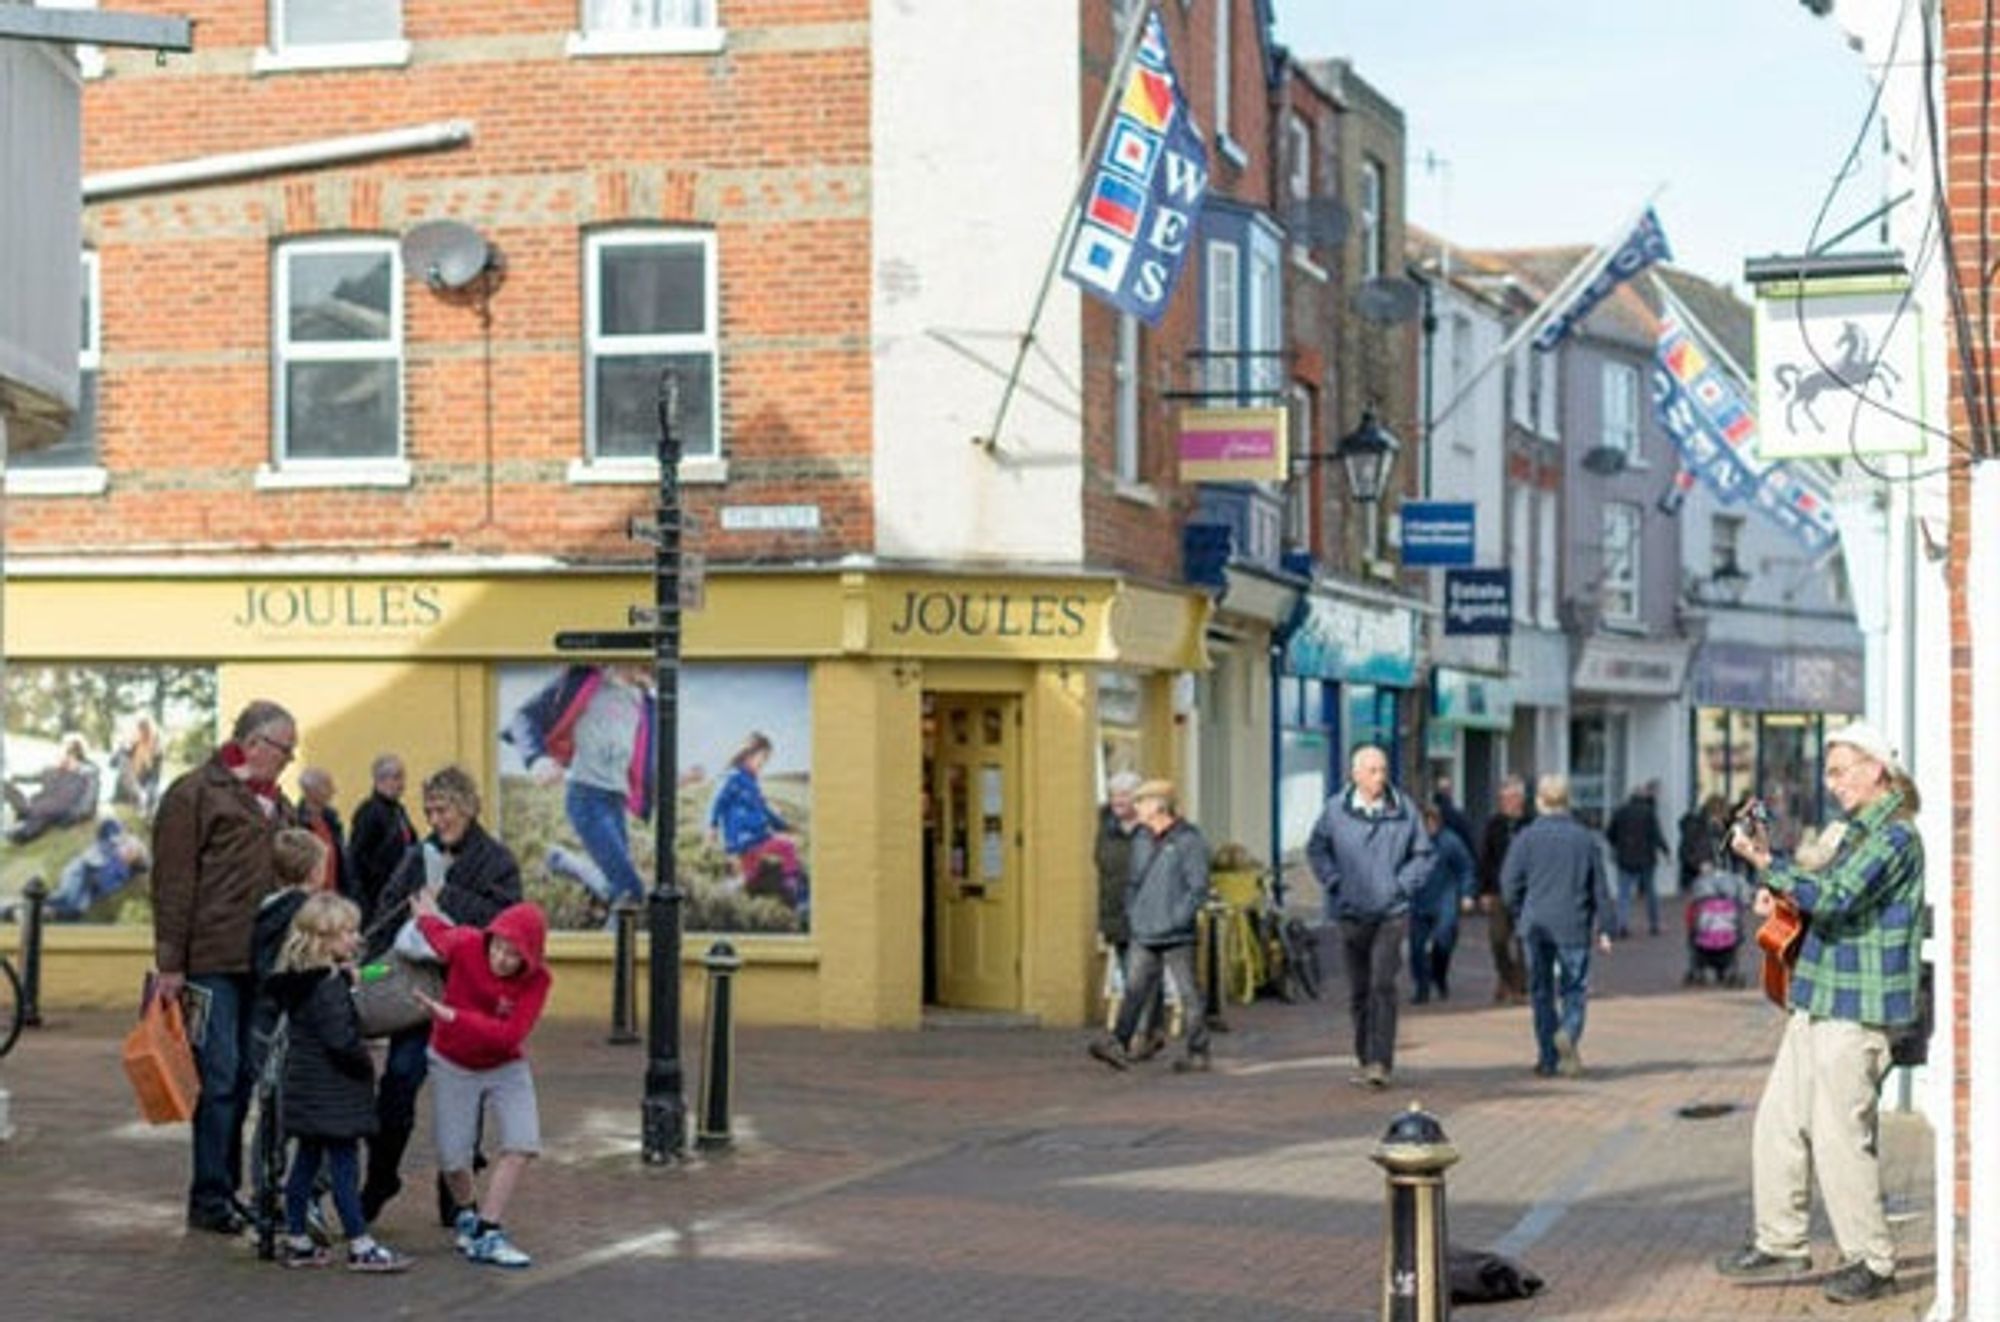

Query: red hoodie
[[417, 903, 551, 1071]]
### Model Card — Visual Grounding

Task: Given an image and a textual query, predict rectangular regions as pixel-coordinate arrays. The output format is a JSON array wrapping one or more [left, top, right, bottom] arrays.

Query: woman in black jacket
[[358, 766, 523, 1226], [268, 892, 410, 1272]]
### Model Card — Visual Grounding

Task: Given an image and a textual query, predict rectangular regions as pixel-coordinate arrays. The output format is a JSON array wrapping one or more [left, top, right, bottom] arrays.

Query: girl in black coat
[[269, 893, 411, 1273]]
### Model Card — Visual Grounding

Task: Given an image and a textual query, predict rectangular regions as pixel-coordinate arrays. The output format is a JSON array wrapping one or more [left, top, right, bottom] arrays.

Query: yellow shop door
[[929, 694, 1023, 1010]]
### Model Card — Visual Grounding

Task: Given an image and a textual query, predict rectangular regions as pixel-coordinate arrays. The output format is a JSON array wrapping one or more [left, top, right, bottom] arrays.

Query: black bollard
[[1201, 899, 1229, 1033], [19, 876, 46, 1028], [1370, 1103, 1459, 1322], [608, 901, 640, 1045], [695, 940, 742, 1151]]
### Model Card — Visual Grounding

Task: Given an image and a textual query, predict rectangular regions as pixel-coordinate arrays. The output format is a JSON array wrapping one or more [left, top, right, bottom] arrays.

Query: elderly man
[[296, 766, 351, 901], [1095, 770, 1162, 1055], [1501, 774, 1614, 1079], [349, 753, 416, 925], [151, 700, 297, 1234], [1306, 743, 1432, 1089], [1714, 722, 1927, 1306], [1089, 780, 1212, 1074], [1478, 776, 1533, 1003]]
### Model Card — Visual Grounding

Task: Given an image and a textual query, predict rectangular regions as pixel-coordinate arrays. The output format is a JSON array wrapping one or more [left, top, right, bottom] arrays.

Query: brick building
[[1, 0, 1228, 1030]]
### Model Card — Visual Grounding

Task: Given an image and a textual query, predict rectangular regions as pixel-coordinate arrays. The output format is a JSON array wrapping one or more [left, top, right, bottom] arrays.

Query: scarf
[[219, 741, 284, 817]]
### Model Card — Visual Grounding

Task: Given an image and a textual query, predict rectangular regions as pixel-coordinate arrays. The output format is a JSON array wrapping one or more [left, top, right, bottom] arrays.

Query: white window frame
[[1600, 501, 1642, 624], [1113, 313, 1142, 488], [262, 236, 408, 489], [1213, 0, 1234, 148], [1205, 240, 1241, 398], [575, 227, 725, 484], [1601, 360, 1640, 461], [567, 0, 725, 58], [1286, 113, 1312, 202], [1248, 226, 1282, 400], [1509, 483, 1534, 625], [255, 0, 410, 74], [1359, 157, 1385, 282], [1536, 351, 1560, 440], [8, 250, 107, 495], [1285, 385, 1314, 551], [1711, 513, 1744, 581], [1535, 487, 1558, 628]]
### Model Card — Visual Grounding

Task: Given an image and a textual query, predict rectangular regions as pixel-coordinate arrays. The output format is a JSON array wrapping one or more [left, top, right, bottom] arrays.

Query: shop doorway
[[924, 693, 1023, 1010]]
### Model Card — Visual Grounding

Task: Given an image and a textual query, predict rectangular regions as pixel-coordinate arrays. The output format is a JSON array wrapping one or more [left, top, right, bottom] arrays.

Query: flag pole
[[975, 3, 1156, 455], [1428, 184, 1669, 435]]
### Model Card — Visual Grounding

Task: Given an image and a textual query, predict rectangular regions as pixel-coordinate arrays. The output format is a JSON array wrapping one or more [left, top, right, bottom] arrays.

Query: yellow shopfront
[[3, 567, 1204, 1030]]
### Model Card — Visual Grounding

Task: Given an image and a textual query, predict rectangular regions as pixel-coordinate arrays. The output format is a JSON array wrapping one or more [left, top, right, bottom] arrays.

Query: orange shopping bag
[[122, 993, 201, 1124]]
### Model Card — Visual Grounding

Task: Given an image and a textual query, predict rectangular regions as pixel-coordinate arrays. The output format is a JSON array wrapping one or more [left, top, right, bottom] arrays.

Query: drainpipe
[[84, 120, 474, 201]]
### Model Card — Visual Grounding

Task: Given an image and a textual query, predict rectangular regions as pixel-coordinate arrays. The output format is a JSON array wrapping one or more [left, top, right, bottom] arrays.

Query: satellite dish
[[401, 219, 493, 291], [1284, 196, 1350, 250], [1352, 277, 1422, 326], [1582, 444, 1630, 476]]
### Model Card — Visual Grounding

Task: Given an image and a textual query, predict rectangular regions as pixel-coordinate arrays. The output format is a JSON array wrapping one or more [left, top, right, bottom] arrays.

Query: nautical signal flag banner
[[1532, 208, 1673, 352], [1063, 8, 1209, 326]]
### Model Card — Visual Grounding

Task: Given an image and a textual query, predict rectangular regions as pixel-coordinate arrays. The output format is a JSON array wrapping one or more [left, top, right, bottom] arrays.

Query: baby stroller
[[1683, 870, 1748, 988]]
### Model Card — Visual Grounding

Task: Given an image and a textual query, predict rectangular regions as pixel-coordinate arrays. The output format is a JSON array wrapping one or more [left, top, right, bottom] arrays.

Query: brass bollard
[[695, 939, 742, 1151], [607, 901, 640, 1044], [1371, 1102, 1459, 1322], [19, 876, 47, 1028]]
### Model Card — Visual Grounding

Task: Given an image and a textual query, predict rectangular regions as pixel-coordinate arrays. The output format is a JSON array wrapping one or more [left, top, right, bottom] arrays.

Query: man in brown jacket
[[151, 699, 297, 1234]]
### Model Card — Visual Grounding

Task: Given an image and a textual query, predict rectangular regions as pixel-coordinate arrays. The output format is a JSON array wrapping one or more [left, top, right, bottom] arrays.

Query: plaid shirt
[[1763, 790, 1925, 1027]]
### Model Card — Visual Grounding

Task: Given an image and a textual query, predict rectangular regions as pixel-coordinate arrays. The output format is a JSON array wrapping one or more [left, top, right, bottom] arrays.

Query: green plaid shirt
[[1763, 790, 1925, 1027]]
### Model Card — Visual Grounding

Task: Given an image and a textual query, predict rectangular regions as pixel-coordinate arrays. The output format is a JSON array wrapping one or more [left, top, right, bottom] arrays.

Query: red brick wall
[[15, 0, 874, 567]]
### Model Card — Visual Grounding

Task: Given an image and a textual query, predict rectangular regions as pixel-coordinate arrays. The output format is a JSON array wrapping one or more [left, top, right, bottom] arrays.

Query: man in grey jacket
[[1501, 774, 1616, 1078], [1089, 779, 1212, 1074], [1306, 744, 1432, 1089]]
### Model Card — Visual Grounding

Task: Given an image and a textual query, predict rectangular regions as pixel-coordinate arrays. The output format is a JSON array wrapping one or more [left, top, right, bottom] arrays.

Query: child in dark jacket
[[411, 892, 550, 1269], [267, 892, 411, 1273]]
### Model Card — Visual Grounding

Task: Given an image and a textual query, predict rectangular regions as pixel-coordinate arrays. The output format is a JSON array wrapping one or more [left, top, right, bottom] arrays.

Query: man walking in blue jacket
[[1306, 744, 1432, 1089], [1502, 774, 1616, 1078]]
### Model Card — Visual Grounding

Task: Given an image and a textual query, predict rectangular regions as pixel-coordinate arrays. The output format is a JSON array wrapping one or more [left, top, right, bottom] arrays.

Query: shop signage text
[[1177, 407, 1289, 483], [231, 582, 444, 632], [1443, 568, 1511, 635], [1400, 502, 1477, 567], [1572, 635, 1692, 697], [1282, 594, 1417, 686], [885, 589, 1091, 640], [1693, 641, 1864, 713]]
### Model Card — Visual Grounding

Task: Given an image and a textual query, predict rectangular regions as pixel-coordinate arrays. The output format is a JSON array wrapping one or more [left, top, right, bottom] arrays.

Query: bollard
[[19, 876, 46, 1028], [607, 901, 640, 1045], [695, 940, 743, 1151], [1201, 899, 1229, 1033], [1371, 1103, 1459, 1322]]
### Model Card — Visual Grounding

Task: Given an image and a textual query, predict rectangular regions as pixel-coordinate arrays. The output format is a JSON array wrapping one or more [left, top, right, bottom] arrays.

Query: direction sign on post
[[1400, 502, 1476, 567]]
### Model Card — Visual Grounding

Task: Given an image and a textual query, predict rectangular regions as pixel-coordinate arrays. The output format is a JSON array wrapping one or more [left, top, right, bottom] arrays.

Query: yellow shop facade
[[3, 564, 1207, 1030]]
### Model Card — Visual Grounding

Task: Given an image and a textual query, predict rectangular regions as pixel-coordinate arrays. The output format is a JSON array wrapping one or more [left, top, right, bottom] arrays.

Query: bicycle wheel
[[1259, 913, 1297, 1003], [1284, 919, 1324, 1001], [1224, 912, 1259, 1006], [0, 955, 23, 1059]]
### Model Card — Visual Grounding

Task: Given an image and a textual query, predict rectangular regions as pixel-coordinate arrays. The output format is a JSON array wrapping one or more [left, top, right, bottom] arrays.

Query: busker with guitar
[[1712, 722, 1926, 1307]]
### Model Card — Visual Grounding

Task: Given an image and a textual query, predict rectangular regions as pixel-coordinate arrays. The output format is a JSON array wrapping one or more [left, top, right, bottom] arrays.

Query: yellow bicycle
[[1211, 870, 1322, 1006]]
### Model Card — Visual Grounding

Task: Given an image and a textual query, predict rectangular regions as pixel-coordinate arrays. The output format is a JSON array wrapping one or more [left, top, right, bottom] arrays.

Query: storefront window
[[1570, 711, 1628, 831], [1758, 715, 1820, 854], [1344, 685, 1401, 780], [1277, 677, 1333, 860]]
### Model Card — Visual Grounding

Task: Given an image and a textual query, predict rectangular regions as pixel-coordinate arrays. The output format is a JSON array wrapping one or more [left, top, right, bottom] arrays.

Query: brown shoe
[[1087, 1037, 1130, 1072]]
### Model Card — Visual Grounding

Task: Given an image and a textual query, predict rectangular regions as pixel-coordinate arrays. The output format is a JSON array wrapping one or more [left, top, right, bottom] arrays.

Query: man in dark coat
[[348, 753, 416, 925], [1502, 774, 1616, 1078], [1478, 775, 1533, 1004], [1094, 771, 1161, 1052], [1090, 780, 1211, 1074], [1605, 780, 1671, 937]]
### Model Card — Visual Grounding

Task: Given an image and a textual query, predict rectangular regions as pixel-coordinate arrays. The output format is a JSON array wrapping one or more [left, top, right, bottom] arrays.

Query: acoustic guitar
[[1756, 893, 1804, 1009]]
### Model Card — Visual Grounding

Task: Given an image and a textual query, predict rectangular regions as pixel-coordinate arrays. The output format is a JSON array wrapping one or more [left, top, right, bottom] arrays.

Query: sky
[[1272, 1, 1885, 291]]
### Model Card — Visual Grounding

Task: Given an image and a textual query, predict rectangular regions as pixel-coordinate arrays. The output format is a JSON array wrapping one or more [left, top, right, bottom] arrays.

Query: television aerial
[[400, 219, 498, 292]]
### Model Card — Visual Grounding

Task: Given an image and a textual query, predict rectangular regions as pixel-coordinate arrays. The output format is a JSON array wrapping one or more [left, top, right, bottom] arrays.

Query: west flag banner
[[1532, 208, 1673, 352], [1063, 8, 1209, 326]]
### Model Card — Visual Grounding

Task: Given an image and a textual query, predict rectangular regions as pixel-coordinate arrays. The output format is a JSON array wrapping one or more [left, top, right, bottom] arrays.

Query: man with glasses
[[151, 700, 298, 1235], [1714, 722, 1927, 1306]]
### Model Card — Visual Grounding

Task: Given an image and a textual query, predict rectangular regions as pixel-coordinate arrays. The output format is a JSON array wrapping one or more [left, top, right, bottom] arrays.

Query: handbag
[[353, 951, 444, 1038], [122, 993, 201, 1124]]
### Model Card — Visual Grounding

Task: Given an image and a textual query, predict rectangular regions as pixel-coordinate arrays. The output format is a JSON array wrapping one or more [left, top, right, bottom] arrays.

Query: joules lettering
[[231, 583, 445, 631], [887, 590, 1090, 640]]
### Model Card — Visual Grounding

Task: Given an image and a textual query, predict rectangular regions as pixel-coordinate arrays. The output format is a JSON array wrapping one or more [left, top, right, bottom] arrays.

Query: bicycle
[[1210, 871, 1323, 1006], [0, 952, 24, 1059]]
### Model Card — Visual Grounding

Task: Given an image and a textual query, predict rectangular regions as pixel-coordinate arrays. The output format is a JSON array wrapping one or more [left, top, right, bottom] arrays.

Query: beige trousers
[[1752, 1009, 1894, 1275]]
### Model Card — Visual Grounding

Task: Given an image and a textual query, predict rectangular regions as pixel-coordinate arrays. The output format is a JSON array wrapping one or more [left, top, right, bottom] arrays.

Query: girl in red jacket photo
[[410, 892, 551, 1269]]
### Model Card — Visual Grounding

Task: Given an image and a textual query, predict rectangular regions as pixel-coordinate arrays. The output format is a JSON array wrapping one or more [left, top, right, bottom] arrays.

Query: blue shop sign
[[1399, 502, 1476, 567], [1281, 593, 1417, 686], [1443, 568, 1512, 636]]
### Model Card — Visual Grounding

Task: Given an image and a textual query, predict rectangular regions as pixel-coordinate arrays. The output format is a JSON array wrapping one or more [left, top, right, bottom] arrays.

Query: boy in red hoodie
[[411, 892, 550, 1269]]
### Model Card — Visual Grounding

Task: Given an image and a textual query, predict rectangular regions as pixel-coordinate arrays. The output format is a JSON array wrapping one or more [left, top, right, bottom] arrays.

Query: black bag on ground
[[1889, 962, 1934, 1068], [1448, 1245, 1544, 1305]]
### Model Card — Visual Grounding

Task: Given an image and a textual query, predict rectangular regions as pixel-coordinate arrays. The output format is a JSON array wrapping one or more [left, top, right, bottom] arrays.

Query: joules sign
[[1177, 407, 1289, 483], [231, 582, 445, 632]]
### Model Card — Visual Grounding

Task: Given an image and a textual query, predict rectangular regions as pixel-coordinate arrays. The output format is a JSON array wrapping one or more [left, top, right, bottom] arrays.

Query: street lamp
[[1336, 409, 1401, 556], [1710, 551, 1751, 607], [642, 367, 688, 1165]]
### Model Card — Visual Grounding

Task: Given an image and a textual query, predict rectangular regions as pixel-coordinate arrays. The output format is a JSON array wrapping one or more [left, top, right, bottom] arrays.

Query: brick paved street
[[0, 921, 1933, 1320]]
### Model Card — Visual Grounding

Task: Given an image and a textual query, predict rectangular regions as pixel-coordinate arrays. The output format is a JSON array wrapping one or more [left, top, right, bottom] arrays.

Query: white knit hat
[[1826, 721, 1906, 779]]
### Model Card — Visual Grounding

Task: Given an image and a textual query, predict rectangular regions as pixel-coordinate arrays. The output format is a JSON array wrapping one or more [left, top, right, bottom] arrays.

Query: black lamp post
[[1710, 551, 1751, 607], [1336, 409, 1401, 557], [642, 368, 689, 1165]]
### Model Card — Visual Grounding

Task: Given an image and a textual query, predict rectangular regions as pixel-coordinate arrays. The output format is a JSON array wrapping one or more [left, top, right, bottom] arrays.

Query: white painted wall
[[870, 0, 1085, 565]]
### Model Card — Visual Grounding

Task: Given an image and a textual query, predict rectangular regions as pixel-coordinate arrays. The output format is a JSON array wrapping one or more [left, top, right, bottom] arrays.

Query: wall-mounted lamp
[[1709, 551, 1751, 606]]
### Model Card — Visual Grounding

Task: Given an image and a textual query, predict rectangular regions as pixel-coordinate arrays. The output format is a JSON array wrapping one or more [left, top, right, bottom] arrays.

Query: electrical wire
[[1920, 0, 1998, 459]]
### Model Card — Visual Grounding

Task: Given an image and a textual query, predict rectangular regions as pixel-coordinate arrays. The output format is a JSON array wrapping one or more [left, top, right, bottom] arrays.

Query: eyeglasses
[[1825, 757, 1874, 780], [256, 733, 297, 759]]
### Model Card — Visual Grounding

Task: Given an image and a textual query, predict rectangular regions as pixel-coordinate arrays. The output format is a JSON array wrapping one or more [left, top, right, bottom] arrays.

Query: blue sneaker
[[466, 1228, 531, 1269], [452, 1208, 479, 1256]]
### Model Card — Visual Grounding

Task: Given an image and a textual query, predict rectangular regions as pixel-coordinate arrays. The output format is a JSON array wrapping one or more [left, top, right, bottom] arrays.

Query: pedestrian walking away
[[150, 699, 298, 1235], [1089, 779, 1212, 1075], [1713, 722, 1926, 1307], [1094, 770, 1162, 1057], [1306, 744, 1431, 1090], [1605, 780, 1670, 938], [1478, 776, 1533, 1004], [1410, 802, 1474, 1004], [1501, 775, 1614, 1079]]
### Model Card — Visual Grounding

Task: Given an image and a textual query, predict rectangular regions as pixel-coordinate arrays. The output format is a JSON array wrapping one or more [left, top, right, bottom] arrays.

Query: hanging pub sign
[[1754, 278, 1924, 460], [1177, 406, 1289, 482]]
